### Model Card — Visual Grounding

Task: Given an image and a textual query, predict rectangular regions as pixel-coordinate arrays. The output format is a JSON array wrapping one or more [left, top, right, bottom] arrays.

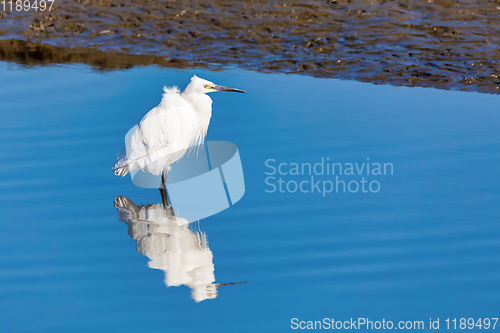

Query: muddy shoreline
[[1, 0, 500, 93]]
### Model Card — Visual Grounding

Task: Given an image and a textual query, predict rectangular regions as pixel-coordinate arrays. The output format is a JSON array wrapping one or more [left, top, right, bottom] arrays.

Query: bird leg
[[159, 171, 171, 207]]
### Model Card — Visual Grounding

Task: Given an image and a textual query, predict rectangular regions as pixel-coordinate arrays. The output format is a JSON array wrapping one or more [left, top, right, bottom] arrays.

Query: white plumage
[[113, 75, 246, 206], [114, 75, 245, 176], [114, 196, 217, 302]]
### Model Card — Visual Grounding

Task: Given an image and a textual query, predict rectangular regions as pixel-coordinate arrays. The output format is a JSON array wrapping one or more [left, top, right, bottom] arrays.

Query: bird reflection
[[114, 196, 217, 302]]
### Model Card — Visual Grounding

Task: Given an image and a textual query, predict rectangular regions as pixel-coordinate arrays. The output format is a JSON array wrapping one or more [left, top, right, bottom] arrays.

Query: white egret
[[114, 196, 217, 302], [113, 75, 246, 206], [114, 196, 248, 301]]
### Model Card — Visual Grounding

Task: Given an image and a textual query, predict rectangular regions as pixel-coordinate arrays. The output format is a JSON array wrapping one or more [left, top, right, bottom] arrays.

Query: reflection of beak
[[212, 85, 247, 93], [215, 281, 248, 287]]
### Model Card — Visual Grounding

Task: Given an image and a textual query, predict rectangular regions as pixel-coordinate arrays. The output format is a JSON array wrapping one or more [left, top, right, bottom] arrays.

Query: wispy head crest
[[163, 86, 180, 94]]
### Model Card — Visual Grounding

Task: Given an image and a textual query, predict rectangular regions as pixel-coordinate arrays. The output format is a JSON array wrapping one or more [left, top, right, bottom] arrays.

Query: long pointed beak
[[212, 85, 247, 93]]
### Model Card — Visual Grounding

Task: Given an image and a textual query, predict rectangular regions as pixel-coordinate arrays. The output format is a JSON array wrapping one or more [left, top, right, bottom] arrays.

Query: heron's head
[[187, 75, 246, 94]]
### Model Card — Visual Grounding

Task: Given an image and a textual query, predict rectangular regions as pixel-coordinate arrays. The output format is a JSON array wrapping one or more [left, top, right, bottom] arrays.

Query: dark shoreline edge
[[0, 39, 208, 70], [0, 38, 498, 95]]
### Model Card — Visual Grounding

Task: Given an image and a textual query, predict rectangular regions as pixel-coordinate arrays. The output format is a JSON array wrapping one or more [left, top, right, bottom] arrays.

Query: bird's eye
[[204, 84, 212, 89]]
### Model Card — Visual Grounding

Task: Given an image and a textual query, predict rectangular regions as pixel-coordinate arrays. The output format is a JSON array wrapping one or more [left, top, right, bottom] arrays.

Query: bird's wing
[[114, 88, 198, 176]]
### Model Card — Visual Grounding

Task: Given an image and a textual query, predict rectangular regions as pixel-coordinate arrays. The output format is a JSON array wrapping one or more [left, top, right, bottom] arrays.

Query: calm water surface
[[1, 62, 500, 332]]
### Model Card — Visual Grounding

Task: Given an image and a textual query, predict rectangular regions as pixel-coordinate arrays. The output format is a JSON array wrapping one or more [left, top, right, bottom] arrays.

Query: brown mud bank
[[0, 39, 207, 69], [1, 0, 500, 93]]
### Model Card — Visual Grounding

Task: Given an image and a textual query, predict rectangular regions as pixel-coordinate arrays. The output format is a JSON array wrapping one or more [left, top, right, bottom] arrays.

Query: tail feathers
[[114, 166, 130, 177], [114, 147, 131, 176], [113, 158, 133, 176], [114, 157, 143, 177]]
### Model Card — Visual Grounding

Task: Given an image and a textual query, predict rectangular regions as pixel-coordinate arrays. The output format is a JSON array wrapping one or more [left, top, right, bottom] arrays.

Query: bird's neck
[[182, 92, 213, 132]]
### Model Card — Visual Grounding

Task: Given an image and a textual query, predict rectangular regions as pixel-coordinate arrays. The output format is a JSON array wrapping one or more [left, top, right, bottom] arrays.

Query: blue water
[[1, 62, 500, 332]]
